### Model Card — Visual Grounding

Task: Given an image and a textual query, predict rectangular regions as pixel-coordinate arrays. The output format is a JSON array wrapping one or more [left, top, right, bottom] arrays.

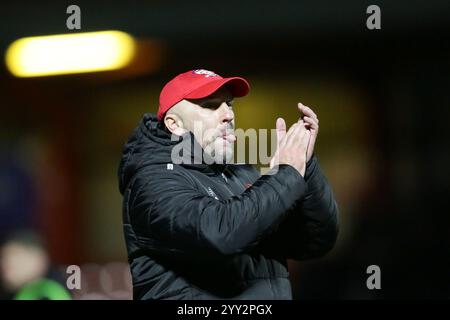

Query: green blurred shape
[[14, 278, 71, 300]]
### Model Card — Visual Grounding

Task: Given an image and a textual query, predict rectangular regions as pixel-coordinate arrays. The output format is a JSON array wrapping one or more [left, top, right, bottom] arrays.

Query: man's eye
[[202, 101, 233, 109], [204, 103, 220, 109]]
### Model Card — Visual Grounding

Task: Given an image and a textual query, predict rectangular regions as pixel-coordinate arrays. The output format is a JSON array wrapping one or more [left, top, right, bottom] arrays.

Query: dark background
[[0, 0, 449, 299]]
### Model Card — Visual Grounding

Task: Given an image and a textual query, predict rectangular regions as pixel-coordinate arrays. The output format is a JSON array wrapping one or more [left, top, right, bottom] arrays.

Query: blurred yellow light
[[5, 30, 136, 77]]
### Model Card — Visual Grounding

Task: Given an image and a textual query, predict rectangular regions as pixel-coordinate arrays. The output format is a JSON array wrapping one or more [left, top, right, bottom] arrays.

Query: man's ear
[[164, 113, 187, 136]]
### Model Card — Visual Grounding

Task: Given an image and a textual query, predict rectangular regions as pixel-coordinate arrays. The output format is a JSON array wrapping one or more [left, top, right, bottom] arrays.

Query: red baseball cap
[[157, 69, 250, 121]]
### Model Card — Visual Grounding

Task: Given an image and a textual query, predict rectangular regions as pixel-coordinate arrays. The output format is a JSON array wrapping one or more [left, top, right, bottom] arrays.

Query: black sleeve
[[129, 164, 307, 257], [256, 155, 339, 260]]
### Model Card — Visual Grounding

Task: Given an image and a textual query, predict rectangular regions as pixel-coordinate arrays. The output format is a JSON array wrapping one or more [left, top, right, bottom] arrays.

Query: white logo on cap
[[193, 69, 218, 78]]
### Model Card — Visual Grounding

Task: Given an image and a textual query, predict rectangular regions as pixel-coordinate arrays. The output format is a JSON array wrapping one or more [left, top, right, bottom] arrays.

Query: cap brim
[[184, 77, 250, 100]]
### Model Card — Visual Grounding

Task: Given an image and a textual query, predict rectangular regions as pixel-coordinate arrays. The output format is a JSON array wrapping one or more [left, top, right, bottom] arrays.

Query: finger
[[296, 128, 311, 150], [286, 122, 307, 146], [303, 107, 318, 122], [289, 128, 310, 156], [298, 103, 318, 121], [305, 130, 312, 155], [304, 128, 312, 143], [298, 102, 316, 118], [303, 116, 319, 130], [308, 132, 316, 149], [276, 117, 287, 145], [282, 122, 298, 146], [298, 122, 310, 141], [286, 122, 300, 139]]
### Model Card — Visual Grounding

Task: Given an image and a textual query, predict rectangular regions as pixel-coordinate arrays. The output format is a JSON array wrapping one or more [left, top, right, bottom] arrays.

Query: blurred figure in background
[[0, 230, 70, 299]]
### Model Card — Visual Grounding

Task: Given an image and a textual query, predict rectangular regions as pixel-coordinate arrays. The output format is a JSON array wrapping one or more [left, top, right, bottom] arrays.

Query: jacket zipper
[[219, 171, 235, 197]]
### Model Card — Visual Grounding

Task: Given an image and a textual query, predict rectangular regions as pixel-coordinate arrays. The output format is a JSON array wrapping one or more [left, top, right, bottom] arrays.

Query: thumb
[[276, 117, 287, 145]]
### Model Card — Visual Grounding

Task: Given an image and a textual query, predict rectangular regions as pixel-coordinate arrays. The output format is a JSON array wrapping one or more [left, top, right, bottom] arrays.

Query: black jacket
[[118, 113, 339, 300]]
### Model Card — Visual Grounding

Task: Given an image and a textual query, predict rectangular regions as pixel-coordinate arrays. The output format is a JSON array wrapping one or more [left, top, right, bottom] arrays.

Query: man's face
[[171, 87, 235, 164]]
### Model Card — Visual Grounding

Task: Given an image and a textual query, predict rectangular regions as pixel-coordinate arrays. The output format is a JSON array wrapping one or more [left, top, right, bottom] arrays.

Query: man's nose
[[218, 102, 234, 123]]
